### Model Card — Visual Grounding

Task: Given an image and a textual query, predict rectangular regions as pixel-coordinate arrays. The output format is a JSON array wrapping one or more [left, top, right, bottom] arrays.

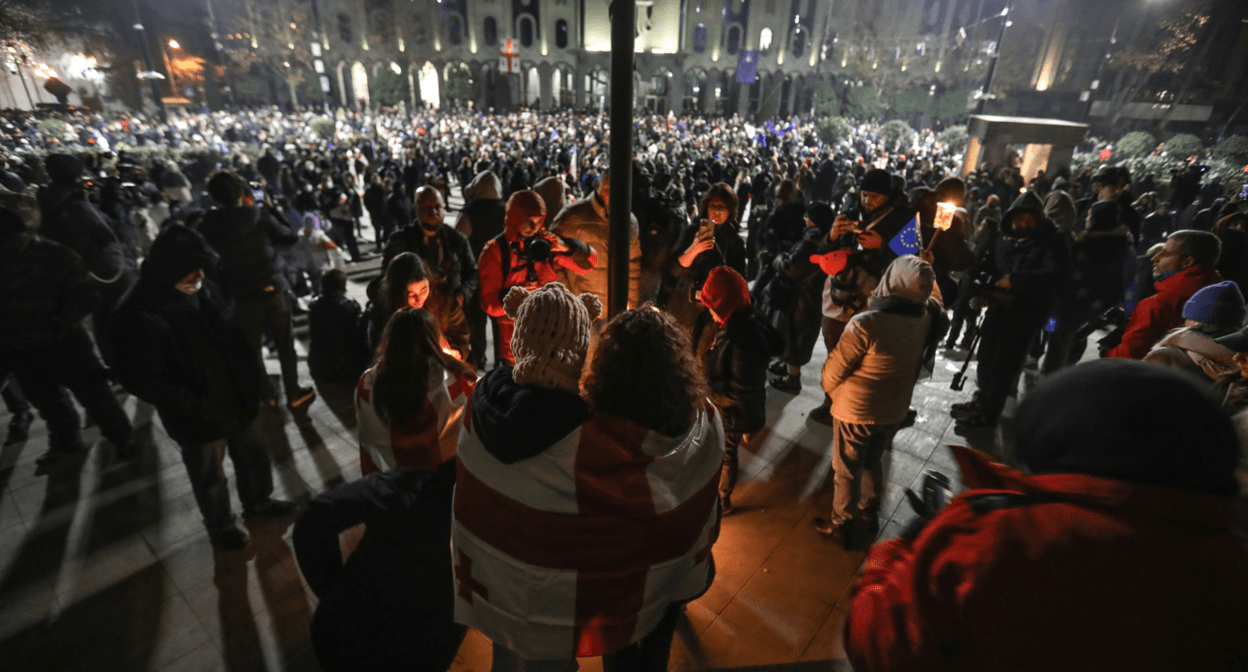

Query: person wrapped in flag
[[453, 284, 723, 667]]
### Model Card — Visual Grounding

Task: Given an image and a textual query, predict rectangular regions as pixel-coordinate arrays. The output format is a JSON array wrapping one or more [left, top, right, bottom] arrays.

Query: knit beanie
[[503, 283, 601, 394], [45, 153, 85, 186], [806, 201, 836, 234], [1182, 281, 1246, 327], [860, 169, 893, 197], [504, 190, 547, 235], [700, 266, 751, 325], [1016, 360, 1239, 496]]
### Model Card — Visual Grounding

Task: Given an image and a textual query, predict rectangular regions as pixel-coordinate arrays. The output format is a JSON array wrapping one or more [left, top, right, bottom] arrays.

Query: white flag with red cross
[[452, 402, 724, 659]]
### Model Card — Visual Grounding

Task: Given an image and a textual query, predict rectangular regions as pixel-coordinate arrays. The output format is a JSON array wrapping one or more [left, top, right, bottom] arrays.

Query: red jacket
[[846, 445, 1248, 672], [1106, 263, 1221, 359]]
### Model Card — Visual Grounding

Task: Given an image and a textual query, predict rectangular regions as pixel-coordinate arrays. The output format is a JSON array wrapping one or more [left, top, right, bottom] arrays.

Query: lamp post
[[607, 0, 635, 318], [972, 6, 1010, 115], [131, 0, 168, 122], [203, 0, 236, 108]]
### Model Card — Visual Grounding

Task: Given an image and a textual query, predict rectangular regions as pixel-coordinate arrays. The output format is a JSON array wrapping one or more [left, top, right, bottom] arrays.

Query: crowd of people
[[0, 104, 1245, 671]]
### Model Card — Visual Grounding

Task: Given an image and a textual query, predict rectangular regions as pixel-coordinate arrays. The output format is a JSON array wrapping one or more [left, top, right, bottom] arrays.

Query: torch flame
[[935, 201, 956, 231]]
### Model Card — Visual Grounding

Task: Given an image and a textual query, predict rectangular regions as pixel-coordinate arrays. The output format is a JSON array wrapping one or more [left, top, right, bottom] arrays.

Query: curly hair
[[583, 308, 709, 437], [699, 182, 739, 222]]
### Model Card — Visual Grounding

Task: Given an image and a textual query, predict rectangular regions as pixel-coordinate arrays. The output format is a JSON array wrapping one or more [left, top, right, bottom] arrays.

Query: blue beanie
[[1182, 281, 1246, 328]]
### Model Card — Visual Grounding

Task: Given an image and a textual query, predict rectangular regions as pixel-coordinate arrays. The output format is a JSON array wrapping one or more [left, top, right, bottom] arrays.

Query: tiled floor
[[0, 195, 1020, 671]]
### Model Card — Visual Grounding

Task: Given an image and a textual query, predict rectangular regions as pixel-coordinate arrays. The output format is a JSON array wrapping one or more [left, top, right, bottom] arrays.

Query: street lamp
[[168, 39, 180, 49]]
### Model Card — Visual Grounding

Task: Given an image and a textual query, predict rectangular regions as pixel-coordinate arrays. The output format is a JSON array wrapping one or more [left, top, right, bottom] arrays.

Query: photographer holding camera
[[478, 190, 595, 366]]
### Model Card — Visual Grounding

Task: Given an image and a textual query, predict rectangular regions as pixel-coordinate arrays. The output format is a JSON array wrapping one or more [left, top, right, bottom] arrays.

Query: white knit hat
[[503, 283, 602, 393]]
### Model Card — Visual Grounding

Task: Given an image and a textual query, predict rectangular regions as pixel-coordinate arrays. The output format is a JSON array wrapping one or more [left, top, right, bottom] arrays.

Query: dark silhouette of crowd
[[0, 105, 1245, 671]]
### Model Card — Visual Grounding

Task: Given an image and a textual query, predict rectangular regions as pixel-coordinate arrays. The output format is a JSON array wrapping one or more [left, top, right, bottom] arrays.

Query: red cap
[[810, 250, 851, 276]]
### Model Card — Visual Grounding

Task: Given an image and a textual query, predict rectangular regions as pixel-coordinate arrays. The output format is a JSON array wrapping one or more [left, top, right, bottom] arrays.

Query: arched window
[[725, 25, 741, 56], [337, 14, 353, 43], [517, 15, 536, 48], [791, 25, 805, 58], [555, 19, 569, 49], [483, 17, 498, 47], [447, 14, 464, 46], [759, 27, 773, 53], [693, 24, 707, 52]]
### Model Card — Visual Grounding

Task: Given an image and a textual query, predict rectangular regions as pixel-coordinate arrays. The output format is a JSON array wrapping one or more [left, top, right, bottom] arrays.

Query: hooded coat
[[197, 203, 297, 301], [0, 228, 99, 352], [455, 171, 506, 259], [700, 304, 779, 434], [847, 361, 1248, 672], [1051, 201, 1132, 333], [755, 225, 828, 366], [974, 191, 1071, 318], [822, 256, 936, 426], [110, 226, 261, 444]]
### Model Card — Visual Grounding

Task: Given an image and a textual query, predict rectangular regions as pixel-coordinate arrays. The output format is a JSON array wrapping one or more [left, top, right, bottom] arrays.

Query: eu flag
[[736, 50, 759, 83], [888, 214, 922, 257]]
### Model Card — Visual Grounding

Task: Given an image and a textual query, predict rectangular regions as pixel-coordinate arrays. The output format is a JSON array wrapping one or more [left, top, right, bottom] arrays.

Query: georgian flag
[[356, 363, 473, 475], [452, 403, 725, 659]]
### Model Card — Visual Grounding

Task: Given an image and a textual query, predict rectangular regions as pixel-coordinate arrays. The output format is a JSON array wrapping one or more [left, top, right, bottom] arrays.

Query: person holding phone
[[659, 183, 747, 333]]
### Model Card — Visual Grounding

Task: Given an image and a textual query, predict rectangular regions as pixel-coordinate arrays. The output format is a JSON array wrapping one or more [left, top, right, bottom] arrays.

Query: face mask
[[176, 277, 203, 295]]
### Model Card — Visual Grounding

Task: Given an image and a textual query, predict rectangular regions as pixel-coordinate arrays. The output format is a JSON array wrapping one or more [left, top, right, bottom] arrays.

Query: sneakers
[[210, 525, 251, 551], [813, 517, 853, 548], [769, 374, 801, 394], [243, 498, 298, 519], [287, 387, 316, 410], [5, 411, 33, 446]]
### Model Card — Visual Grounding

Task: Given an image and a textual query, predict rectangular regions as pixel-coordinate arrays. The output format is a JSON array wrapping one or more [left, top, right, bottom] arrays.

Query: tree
[[1164, 133, 1203, 158], [817, 116, 852, 147], [219, 0, 316, 107], [311, 116, 335, 140], [1116, 131, 1157, 158], [0, 0, 46, 48], [891, 87, 929, 120], [880, 119, 913, 152], [371, 66, 411, 108], [813, 80, 838, 118], [938, 125, 969, 153], [1105, 0, 1210, 128], [934, 90, 968, 126], [844, 86, 883, 121]]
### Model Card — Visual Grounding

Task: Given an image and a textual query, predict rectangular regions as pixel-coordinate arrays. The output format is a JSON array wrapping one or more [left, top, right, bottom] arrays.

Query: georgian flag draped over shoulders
[[736, 50, 759, 84], [355, 361, 473, 475], [452, 402, 725, 659]]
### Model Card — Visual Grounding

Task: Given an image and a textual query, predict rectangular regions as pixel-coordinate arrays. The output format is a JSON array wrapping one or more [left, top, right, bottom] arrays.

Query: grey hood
[[464, 171, 502, 201], [871, 255, 935, 305]]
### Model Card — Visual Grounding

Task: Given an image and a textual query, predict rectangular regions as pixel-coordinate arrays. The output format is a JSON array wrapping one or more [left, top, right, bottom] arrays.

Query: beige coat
[[823, 256, 935, 425], [550, 193, 641, 318]]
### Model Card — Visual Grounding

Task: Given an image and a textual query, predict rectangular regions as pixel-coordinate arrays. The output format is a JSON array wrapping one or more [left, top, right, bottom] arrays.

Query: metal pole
[[14, 57, 33, 109], [607, 0, 634, 318], [131, 0, 169, 122], [204, 0, 236, 108], [973, 7, 1009, 115]]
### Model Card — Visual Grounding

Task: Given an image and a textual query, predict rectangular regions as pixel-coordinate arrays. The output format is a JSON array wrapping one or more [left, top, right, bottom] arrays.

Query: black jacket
[[471, 368, 589, 463], [110, 226, 260, 444], [0, 230, 99, 351], [755, 226, 828, 366], [198, 203, 297, 301], [382, 224, 479, 304], [700, 306, 778, 434], [975, 192, 1072, 315], [37, 183, 137, 306], [308, 294, 370, 382]]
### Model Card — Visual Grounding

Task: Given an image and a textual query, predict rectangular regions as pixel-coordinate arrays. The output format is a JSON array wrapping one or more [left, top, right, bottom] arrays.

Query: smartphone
[[698, 218, 713, 239], [1240, 183, 1248, 199], [252, 188, 265, 201]]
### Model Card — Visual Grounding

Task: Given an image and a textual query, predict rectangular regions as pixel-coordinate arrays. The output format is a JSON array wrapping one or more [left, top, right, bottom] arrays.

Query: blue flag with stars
[[888, 214, 922, 257], [736, 50, 759, 83]]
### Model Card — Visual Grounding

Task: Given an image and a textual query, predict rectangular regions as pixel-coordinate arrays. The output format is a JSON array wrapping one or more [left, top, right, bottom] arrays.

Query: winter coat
[[37, 183, 137, 303], [198, 204, 297, 301], [846, 445, 1248, 672], [0, 231, 99, 352], [382, 224, 479, 305], [307, 294, 369, 382], [292, 465, 462, 672], [660, 219, 747, 329], [452, 367, 721, 658], [821, 193, 917, 322], [356, 360, 472, 475], [1143, 326, 1238, 381], [823, 256, 935, 426], [1106, 263, 1222, 360], [700, 305, 778, 434], [455, 172, 506, 259], [759, 200, 807, 257], [974, 192, 1071, 318], [549, 193, 642, 318], [110, 230, 260, 444], [755, 226, 827, 366], [1050, 223, 1132, 333]]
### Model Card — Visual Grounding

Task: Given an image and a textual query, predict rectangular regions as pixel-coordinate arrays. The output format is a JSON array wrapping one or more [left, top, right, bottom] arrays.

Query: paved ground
[[0, 189, 1024, 671]]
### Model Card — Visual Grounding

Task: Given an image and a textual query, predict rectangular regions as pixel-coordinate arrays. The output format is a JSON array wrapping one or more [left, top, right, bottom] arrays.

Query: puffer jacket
[[1106, 263, 1222, 360], [823, 256, 935, 426], [549, 193, 642, 318], [847, 445, 1248, 672]]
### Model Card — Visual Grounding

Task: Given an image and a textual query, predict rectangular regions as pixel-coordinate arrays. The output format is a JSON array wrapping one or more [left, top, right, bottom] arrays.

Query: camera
[[510, 235, 555, 286]]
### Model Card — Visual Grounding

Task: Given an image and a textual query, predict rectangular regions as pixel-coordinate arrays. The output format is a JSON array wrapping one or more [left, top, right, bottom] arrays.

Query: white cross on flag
[[452, 401, 724, 658]]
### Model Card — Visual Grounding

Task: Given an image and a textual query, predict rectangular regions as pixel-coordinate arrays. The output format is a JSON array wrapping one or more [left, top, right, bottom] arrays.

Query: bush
[[938, 125, 969, 153], [1164, 133, 1203, 159], [817, 116, 853, 147], [311, 117, 336, 141], [1116, 131, 1156, 158], [891, 87, 929, 118], [880, 119, 914, 153], [1213, 135, 1248, 164], [844, 87, 883, 121], [934, 90, 969, 125], [813, 80, 839, 118], [37, 118, 67, 141]]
